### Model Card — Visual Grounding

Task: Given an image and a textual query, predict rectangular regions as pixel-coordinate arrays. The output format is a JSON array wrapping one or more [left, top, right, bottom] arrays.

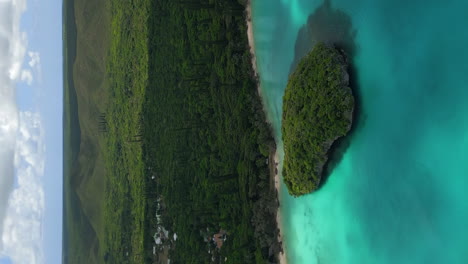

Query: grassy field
[[100, 1, 149, 262]]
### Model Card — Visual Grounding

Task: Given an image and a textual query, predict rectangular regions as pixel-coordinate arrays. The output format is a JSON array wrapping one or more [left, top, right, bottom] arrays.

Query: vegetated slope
[[63, 0, 110, 263], [282, 43, 354, 196], [72, 0, 110, 243], [68, 0, 280, 263], [100, 0, 149, 263]]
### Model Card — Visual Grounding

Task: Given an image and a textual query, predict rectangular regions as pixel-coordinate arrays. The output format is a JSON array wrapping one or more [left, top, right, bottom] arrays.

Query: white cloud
[[0, 0, 45, 263], [0, 0, 28, 82], [27, 51, 41, 84], [2, 112, 45, 264], [20, 70, 33, 85], [28, 51, 40, 68]]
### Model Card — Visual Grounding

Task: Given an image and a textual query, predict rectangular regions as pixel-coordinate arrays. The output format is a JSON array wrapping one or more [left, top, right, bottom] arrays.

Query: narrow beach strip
[[246, 2, 287, 263]]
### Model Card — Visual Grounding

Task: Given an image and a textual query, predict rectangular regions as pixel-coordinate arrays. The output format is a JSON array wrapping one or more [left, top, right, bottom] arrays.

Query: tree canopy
[[282, 43, 354, 196], [101, 0, 281, 263]]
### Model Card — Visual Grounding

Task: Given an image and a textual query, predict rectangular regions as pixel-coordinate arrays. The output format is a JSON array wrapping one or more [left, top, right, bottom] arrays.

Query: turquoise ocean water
[[251, 0, 468, 263]]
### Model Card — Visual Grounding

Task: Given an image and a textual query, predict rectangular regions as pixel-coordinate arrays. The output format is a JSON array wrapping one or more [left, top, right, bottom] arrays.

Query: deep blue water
[[251, 0, 468, 263]]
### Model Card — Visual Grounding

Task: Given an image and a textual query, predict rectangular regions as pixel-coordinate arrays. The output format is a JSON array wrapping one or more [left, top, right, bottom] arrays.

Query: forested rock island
[[282, 43, 355, 196]]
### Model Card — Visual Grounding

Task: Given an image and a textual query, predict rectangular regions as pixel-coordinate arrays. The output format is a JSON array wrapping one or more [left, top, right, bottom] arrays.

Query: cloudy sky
[[0, 0, 62, 263]]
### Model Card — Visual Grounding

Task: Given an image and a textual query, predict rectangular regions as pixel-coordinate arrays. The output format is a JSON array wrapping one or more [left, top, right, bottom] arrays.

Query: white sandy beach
[[246, 3, 258, 78], [246, 2, 287, 264], [273, 152, 287, 264]]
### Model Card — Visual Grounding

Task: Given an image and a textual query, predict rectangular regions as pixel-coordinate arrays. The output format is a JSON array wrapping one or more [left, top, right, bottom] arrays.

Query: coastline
[[246, 2, 258, 79], [273, 152, 287, 264], [246, 2, 287, 264]]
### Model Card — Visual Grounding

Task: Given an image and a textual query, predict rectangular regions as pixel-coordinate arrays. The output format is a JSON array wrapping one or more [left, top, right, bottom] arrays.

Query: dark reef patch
[[289, 0, 366, 189], [290, 0, 357, 71]]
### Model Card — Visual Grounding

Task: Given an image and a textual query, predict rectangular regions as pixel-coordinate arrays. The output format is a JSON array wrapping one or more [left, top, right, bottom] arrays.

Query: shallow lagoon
[[252, 0, 468, 263]]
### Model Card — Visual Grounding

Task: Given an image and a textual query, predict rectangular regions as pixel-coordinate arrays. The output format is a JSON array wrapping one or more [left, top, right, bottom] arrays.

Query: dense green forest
[[100, 0, 280, 263], [282, 43, 354, 196]]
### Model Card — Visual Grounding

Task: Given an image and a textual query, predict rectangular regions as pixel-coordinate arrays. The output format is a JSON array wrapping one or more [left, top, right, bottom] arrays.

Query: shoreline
[[246, 2, 258, 79], [246, 2, 287, 264], [273, 152, 287, 264]]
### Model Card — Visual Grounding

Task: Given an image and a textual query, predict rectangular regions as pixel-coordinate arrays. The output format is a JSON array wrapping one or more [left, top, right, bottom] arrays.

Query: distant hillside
[[62, 0, 110, 263]]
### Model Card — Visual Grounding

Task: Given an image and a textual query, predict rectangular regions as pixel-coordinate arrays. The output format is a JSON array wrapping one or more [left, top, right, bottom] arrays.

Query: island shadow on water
[[288, 0, 365, 189]]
